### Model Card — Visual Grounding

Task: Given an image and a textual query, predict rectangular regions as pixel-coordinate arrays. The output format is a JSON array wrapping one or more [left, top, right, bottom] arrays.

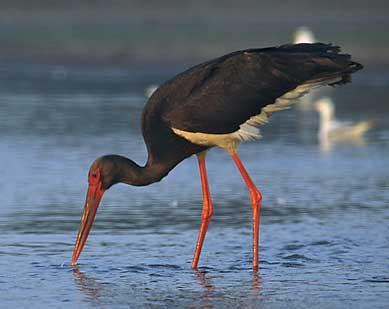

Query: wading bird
[[71, 43, 362, 271]]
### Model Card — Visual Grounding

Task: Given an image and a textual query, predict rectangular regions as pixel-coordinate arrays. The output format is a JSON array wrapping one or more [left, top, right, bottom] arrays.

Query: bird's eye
[[89, 168, 101, 185]]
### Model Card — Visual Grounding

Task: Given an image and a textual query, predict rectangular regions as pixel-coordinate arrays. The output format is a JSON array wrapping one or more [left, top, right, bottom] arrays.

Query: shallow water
[[1, 63, 389, 308]]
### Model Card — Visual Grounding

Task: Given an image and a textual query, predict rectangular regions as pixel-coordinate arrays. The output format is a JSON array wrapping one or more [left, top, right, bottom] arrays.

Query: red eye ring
[[89, 168, 101, 185]]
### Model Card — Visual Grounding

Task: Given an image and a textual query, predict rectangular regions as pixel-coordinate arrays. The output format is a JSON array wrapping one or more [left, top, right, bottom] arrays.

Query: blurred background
[[1, 0, 388, 68], [0, 1, 388, 308]]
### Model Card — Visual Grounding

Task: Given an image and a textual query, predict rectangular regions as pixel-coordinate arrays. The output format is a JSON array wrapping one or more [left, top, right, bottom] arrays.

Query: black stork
[[71, 43, 362, 271]]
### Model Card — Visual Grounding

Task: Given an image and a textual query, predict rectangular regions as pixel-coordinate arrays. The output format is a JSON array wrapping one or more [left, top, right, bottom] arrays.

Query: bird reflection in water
[[71, 265, 261, 306], [194, 270, 214, 308], [251, 271, 262, 295], [193, 269, 262, 308], [72, 266, 104, 302]]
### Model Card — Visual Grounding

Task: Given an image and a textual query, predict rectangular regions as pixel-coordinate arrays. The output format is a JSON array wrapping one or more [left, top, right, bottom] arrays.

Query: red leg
[[231, 152, 262, 272], [192, 153, 213, 269]]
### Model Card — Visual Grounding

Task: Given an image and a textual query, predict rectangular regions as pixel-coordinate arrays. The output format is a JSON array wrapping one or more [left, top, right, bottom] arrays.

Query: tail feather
[[353, 120, 375, 135], [328, 60, 363, 86], [270, 43, 363, 86]]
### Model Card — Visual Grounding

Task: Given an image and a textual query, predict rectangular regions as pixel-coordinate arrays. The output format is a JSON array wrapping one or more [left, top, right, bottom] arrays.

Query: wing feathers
[[234, 76, 342, 142], [152, 43, 362, 137]]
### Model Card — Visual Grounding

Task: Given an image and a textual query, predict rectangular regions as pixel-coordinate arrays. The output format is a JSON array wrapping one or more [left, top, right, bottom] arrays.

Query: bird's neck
[[117, 156, 174, 187], [318, 110, 333, 136], [319, 109, 333, 122]]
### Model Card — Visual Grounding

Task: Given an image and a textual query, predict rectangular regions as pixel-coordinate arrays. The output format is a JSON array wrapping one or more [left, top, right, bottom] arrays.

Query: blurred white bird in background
[[144, 84, 159, 98], [293, 26, 316, 44], [315, 97, 374, 151]]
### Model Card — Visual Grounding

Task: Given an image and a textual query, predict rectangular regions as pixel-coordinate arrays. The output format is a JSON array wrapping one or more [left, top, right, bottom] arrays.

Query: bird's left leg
[[192, 152, 213, 269], [231, 152, 262, 272]]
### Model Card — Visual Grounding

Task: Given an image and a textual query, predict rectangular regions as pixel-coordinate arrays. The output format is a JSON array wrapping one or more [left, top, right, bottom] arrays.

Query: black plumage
[[142, 43, 362, 166]]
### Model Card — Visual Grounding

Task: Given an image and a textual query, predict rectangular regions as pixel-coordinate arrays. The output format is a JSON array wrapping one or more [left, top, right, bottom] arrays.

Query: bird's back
[[141, 43, 362, 163], [328, 120, 374, 140]]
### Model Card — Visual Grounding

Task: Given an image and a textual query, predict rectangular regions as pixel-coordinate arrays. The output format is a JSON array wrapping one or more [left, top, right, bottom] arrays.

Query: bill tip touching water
[[72, 43, 363, 270]]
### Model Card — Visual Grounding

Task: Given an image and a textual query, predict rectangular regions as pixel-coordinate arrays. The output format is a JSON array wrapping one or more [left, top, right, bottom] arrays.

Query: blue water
[[0, 62, 389, 308]]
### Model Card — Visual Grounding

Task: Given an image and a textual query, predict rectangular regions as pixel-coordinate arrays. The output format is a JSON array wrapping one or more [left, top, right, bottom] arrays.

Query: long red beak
[[72, 182, 105, 265]]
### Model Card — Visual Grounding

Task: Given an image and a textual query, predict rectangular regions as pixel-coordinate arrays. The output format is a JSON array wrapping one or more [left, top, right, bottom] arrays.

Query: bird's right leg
[[231, 152, 262, 272], [192, 152, 213, 269]]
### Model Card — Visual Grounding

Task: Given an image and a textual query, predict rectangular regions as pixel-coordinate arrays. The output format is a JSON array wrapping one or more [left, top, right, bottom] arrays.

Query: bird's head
[[71, 156, 123, 265], [314, 97, 334, 117], [88, 156, 121, 190], [71, 155, 150, 265]]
